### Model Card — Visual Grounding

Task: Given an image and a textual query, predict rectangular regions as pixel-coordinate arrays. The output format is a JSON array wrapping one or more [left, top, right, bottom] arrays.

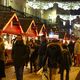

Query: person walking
[[30, 42, 39, 73], [60, 44, 72, 80], [43, 42, 62, 80], [74, 38, 80, 66], [68, 40, 75, 57], [0, 37, 5, 80], [38, 35, 47, 69], [12, 35, 29, 80]]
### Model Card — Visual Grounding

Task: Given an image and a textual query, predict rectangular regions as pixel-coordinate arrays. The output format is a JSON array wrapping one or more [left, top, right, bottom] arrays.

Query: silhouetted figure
[[60, 44, 72, 80], [12, 35, 29, 80], [0, 37, 5, 80], [74, 38, 80, 66], [38, 35, 47, 69], [65, 20, 71, 33], [56, 15, 63, 29], [30, 42, 39, 73], [43, 43, 62, 80], [68, 40, 75, 58]]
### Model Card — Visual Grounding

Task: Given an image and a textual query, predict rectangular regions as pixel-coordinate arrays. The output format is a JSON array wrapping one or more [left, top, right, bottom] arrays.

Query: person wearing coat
[[74, 38, 80, 66], [12, 35, 29, 80], [0, 37, 5, 80], [38, 35, 47, 69], [30, 42, 39, 73], [68, 40, 75, 57], [60, 44, 72, 80], [43, 42, 62, 80]]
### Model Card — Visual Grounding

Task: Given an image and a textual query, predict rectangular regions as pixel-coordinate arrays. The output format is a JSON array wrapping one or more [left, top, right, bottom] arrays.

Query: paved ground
[[4, 65, 80, 80]]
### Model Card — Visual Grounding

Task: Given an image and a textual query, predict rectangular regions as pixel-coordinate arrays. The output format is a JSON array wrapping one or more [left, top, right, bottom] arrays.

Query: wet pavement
[[5, 65, 80, 80]]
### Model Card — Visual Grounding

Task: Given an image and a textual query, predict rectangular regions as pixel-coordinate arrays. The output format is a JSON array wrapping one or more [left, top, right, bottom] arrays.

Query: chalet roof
[[19, 17, 33, 32], [19, 17, 45, 33], [0, 11, 15, 30], [0, 11, 24, 34]]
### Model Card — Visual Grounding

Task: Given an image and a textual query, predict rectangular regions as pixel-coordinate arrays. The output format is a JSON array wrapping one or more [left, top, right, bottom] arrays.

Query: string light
[[27, 1, 80, 10]]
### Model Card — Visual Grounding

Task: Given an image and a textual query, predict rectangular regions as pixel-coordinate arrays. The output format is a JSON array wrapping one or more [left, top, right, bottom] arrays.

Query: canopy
[[2, 13, 24, 35], [39, 24, 47, 36], [25, 20, 38, 37]]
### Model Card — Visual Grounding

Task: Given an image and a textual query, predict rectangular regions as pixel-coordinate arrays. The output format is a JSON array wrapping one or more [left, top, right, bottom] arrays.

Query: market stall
[[39, 24, 47, 36], [25, 20, 38, 41], [0, 12, 24, 64]]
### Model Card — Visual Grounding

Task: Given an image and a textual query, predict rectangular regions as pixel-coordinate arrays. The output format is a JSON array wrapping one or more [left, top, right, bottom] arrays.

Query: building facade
[[0, 0, 26, 12]]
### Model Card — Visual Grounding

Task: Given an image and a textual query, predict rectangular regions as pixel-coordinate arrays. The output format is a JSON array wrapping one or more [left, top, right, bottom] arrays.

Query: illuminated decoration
[[59, 15, 77, 21], [4, 40, 12, 49], [27, 1, 80, 10], [56, 2, 80, 10], [53, 35, 59, 39], [49, 29, 54, 38], [63, 40, 70, 44], [74, 24, 80, 29], [2, 13, 24, 34], [3, 35, 7, 39], [27, 1, 53, 10], [39, 24, 47, 36], [73, 24, 80, 37], [25, 20, 38, 37]]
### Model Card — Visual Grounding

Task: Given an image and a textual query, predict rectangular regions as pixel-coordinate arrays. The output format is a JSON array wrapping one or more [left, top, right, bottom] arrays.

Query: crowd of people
[[0, 34, 80, 80]]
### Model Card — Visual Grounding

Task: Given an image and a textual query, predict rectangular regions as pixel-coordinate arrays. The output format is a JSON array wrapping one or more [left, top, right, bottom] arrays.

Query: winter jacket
[[12, 40, 29, 66], [30, 44, 39, 62], [61, 49, 72, 70], [38, 41, 47, 56], [0, 42, 5, 61], [43, 43, 62, 68], [74, 39, 80, 55]]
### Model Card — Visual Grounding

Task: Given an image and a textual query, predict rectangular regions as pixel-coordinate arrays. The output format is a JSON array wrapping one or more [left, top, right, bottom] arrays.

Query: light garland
[[27, 1, 80, 10], [27, 1, 53, 10]]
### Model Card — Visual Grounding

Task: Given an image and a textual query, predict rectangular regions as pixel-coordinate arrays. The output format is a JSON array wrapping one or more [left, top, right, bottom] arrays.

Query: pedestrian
[[12, 35, 28, 80], [38, 35, 47, 69], [29, 42, 39, 73], [60, 44, 72, 80], [68, 40, 74, 57], [25, 41, 30, 68], [43, 42, 62, 80], [74, 38, 80, 66], [0, 37, 6, 80]]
